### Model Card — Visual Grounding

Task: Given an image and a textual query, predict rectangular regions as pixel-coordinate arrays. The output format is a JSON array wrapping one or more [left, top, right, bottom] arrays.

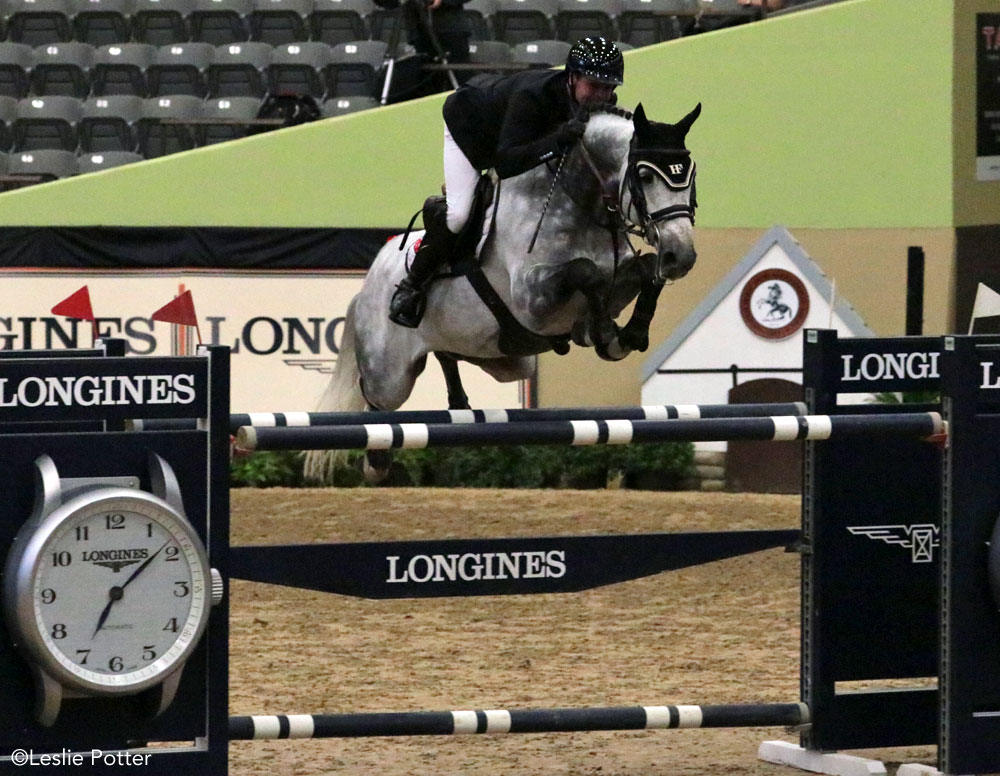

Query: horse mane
[[587, 102, 633, 121], [503, 104, 636, 215]]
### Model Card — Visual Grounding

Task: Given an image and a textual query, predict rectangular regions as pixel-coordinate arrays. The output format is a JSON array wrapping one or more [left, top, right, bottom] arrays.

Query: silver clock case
[[1, 453, 214, 726]]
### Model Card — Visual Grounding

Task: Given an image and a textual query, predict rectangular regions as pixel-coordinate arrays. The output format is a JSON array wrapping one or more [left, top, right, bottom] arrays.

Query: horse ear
[[675, 103, 702, 137], [632, 102, 650, 141]]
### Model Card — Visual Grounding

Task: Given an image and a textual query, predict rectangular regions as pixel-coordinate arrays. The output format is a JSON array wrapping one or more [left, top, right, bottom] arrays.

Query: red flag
[[51, 286, 95, 320], [152, 290, 198, 327]]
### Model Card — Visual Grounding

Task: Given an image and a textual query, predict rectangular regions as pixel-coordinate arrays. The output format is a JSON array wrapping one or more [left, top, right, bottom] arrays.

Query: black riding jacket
[[442, 68, 574, 179]]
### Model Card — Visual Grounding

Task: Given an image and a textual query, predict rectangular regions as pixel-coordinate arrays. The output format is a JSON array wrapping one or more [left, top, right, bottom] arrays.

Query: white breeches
[[443, 124, 480, 235]]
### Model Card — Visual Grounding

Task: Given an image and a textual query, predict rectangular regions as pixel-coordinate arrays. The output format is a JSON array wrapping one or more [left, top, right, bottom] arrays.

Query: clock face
[[24, 491, 209, 693]]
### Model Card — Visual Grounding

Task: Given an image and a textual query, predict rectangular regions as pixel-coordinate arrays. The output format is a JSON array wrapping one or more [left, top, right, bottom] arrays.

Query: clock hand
[[91, 586, 123, 639], [91, 539, 172, 639], [120, 539, 172, 591]]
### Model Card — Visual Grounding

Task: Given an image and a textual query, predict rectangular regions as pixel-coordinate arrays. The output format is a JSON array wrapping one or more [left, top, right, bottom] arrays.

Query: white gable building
[[641, 226, 873, 464]]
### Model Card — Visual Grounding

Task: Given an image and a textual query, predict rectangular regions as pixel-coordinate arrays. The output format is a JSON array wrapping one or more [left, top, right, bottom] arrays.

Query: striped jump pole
[[129, 401, 808, 433], [235, 412, 945, 452], [229, 702, 810, 740]]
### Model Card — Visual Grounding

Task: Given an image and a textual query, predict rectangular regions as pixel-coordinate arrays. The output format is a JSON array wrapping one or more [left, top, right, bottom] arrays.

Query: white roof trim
[[640, 225, 873, 383]]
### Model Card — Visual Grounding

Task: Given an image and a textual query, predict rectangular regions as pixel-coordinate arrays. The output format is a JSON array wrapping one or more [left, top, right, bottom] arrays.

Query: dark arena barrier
[[0, 330, 999, 776]]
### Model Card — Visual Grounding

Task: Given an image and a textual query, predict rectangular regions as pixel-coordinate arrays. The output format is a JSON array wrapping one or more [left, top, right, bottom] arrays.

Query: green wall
[[622, 0, 954, 228], [0, 0, 958, 228]]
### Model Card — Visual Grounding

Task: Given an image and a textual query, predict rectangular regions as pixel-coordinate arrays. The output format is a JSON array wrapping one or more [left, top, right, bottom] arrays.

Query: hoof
[[618, 324, 649, 353], [363, 450, 392, 483], [592, 319, 619, 351]]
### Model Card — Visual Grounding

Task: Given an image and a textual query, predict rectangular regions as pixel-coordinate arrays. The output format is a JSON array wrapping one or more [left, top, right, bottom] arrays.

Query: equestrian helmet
[[566, 37, 624, 86]]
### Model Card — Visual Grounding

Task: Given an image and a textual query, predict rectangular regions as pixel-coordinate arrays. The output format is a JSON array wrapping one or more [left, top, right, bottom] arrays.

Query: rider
[[388, 36, 625, 328]]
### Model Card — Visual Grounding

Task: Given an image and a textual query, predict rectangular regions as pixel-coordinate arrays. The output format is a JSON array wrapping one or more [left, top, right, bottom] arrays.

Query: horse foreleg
[[555, 257, 629, 362], [617, 277, 664, 353], [434, 352, 471, 410]]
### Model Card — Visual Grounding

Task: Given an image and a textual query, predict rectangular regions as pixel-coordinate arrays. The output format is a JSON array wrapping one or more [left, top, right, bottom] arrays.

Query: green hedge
[[230, 442, 694, 489]]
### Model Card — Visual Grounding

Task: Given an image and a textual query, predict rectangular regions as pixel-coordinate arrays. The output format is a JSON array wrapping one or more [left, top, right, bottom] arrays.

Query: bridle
[[621, 144, 697, 243], [572, 137, 696, 242], [529, 127, 697, 297]]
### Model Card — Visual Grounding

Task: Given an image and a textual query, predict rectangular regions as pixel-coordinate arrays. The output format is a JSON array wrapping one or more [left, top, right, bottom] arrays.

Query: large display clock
[[2, 453, 222, 726]]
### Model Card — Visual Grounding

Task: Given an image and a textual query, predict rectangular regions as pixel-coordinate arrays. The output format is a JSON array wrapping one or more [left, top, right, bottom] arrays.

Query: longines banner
[[977, 13, 1000, 181], [0, 271, 522, 413]]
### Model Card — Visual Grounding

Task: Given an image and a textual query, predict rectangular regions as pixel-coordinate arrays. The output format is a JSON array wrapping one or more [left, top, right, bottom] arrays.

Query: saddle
[[431, 175, 572, 359]]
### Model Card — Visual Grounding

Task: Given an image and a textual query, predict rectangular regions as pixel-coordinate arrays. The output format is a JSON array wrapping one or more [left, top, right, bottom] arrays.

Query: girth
[[464, 265, 570, 358]]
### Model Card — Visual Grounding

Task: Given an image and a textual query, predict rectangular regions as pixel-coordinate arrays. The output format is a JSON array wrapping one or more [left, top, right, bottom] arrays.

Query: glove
[[555, 118, 587, 149]]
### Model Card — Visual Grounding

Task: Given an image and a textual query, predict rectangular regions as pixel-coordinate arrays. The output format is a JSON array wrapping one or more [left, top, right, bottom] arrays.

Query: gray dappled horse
[[305, 103, 700, 482]]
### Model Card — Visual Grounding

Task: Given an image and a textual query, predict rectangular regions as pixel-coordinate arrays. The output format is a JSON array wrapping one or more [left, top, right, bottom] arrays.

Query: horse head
[[626, 102, 700, 284]]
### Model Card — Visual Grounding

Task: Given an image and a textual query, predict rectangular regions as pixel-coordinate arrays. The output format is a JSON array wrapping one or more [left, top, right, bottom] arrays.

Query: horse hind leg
[[365, 351, 468, 483], [434, 352, 471, 410]]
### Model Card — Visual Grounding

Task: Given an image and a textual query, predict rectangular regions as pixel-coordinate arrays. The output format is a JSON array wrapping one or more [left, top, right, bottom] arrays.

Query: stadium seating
[[91, 42, 155, 95], [8, 148, 78, 179], [6, 0, 74, 45], [0, 96, 17, 150], [492, 0, 557, 46], [131, 0, 195, 44], [189, 0, 253, 43], [77, 149, 143, 171], [198, 94, 260, 142], [249, 0, 311, 44], [146, 41, 214, 96], [31, 41, 96, 97], [321, 93, 375, 116], [554, 0, 617, 43], [0, 0, 806, 170], [0, 43, 34, 98], [136, 93, 201, 156], [510, 38, 568, 68], [13, 95, 82, 150], [206, 40, 270, 96], [71, 0, 133, 45], [265, 40, 331, 97], [309, 0, 371, 45], [79, 93, 142, 150], [324, 39, 384, 97]]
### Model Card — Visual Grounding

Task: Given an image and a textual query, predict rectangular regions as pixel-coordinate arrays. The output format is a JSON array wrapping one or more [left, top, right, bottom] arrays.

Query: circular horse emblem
[[739, 268, 809, 340]]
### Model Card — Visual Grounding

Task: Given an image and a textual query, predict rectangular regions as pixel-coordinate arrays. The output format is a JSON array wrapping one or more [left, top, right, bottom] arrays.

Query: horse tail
[[302, 296, 366, 483]]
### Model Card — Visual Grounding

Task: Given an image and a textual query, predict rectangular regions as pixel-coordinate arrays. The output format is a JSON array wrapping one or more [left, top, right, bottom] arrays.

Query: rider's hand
[[556, 118, 587, 149]]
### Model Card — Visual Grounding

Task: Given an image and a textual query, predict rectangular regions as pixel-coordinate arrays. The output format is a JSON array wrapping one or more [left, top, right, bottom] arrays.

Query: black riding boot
[[389, 198, 456, 328]]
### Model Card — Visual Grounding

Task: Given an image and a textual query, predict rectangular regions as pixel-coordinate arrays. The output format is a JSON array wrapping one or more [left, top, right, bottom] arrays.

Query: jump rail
[[229, 702, 810, 739], [130, 401, 809, 434], [235, 412, 946, 452]]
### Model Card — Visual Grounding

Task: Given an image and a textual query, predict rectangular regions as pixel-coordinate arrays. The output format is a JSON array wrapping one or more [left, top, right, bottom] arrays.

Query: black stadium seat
[[207, 41, 271, 96], [91, 43, 156, 96], [308, 0, 371, 46], [70, 0, 133, 45], [13, 95, 81, 150], [8, 148, 78, 179], [77, 149, 143, 172], [79, 93, 142, 151], [146, 41, 215, 96], [265, 41, 331, 98], [137, 93, 202, 156], [30, 42, 96, 97], [249, 0, 312, 45]]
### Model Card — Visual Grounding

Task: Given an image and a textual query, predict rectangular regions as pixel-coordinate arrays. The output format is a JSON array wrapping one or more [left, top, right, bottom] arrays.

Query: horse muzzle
[[655, 246, 696, 283]]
